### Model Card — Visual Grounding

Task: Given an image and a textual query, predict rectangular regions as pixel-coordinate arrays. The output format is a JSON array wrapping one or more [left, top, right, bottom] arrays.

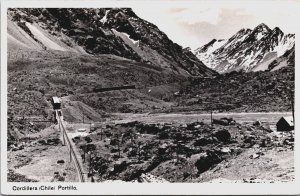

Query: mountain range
[[7, 8, 215, 77], [194, 23, 295, 73]]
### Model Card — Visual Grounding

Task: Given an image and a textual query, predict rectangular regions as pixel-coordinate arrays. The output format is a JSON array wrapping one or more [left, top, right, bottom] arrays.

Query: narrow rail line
[[55, 110, 85, 182]]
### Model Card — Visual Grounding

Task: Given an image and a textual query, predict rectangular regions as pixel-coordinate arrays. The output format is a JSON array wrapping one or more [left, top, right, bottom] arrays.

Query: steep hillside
[[8, 8, 215, 76], [194, 23, 295, 73], [7, 8, 216, 143], [266, 45, 295, 71], [169, 66, 294, 113], [7, 50, 187, 142]]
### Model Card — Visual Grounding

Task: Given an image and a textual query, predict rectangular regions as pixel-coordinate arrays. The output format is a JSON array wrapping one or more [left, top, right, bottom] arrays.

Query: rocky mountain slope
[[8, 8, 215, 76], [194, 23, 295, 73], [167, 66, 294, 113]]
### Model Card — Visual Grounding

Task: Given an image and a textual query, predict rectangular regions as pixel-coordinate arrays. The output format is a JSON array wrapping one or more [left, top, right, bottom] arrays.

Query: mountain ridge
[[8, 8, 215, 77], [194, 23, 295, 73]]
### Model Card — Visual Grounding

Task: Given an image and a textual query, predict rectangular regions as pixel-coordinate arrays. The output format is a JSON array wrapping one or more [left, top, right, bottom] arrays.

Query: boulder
[[194, 137, 213, 146], [137, 124, 161, 134], [38, 139, 47, 145], [47, 138, 60, 145], [195, 151, 223, 174], [253, 121, 262, 126], [213, 118, 235, 126], [57, 160, 65, 164], [84, 136, 92, 143], [158, 130, 169, 139], [213, 129, 231, 142], [187, 122, 204, 130], [110, 138, 119, 146], [220, 147, 231, 153], [110, 148, 119, 153], [113, 161, 128, 173]]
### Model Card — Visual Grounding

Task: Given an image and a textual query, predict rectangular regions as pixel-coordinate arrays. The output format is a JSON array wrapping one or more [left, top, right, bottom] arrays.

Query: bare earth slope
[[8, 8, 215, 76]]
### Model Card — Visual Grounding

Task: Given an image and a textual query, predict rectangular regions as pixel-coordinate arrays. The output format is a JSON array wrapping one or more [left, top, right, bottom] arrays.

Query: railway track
[[55, 110, 85, 182]]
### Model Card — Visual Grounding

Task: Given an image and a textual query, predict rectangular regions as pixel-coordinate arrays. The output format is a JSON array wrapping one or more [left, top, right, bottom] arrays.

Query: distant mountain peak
[[257, 23, 268, 27], [271, 27, 284, 37], [254, 23, 271, 31], [194, 23, 295, 73], [272, 27, 283, 33], [238, 28, 252, 34], [195, 38, 226, 54]]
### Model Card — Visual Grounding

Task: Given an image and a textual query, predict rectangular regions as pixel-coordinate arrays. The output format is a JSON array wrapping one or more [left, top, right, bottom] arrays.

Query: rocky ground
[[8, 125, 78, 182], [6, 7, 295, 184], [7, 50, 294, 145], [68, 117, 294, 183], [7, 49, 295, 183], [169, 66, 294, 113], [7, 50, 295, 183]]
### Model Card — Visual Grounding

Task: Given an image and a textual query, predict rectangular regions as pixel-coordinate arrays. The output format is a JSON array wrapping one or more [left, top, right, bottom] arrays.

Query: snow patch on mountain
[[256, 32, 265, 40], [194, 39, 227, 69], [100, 10, 110, 24], [111, 29, 140, 46], [273, 34, 295, 56]]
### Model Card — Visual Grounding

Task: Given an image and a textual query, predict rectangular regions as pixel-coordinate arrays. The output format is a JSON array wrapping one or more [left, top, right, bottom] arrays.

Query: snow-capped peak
[[254, 23, 271, 33], [195, 39, 226, 55], [194, 23, 295, 73]]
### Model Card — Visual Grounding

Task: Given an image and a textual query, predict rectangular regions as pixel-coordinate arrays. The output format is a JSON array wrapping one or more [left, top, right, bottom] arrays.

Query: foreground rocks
[[72, 117, 294, 182]]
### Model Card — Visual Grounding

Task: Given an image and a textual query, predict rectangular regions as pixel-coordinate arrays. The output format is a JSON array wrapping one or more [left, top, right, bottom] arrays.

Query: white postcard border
[[1, 0, 300, 195]]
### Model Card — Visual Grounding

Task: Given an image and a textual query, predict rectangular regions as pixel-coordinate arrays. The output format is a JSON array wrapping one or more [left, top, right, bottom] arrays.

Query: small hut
[[276, 116, 294, 132], [51, 97, 61, 110]]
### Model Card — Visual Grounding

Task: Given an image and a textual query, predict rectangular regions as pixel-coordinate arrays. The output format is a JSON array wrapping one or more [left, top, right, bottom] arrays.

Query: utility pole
[[83, 145, 86, 163], [176, 142, 179, 162], [211, 110, 213, 129], [88, 152, 92, 175], [100, 129, 103, 141], [291, 90, 295, 125], [69, 147, 72, 162], [118, 135, 121, 158], [137, 142, 141, 163]]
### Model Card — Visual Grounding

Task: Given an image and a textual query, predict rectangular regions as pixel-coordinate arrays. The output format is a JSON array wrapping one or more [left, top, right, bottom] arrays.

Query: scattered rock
[[47, 138, 60, 145], [195, 151, 223, 174], [113, 161, 128, 173], [194, 137, 213, 146], [85, 136, 92, 143], [253, 121, 262, 126], [110, 138, 119, 146], [38, 139, 47, 145], [250, 153, 260, 159], [213, 129, 231, 142], [220, 147, 231, 153], [187, 122, 204, 130], [57, 160, 65, 164], [213, 118, 235, 126]]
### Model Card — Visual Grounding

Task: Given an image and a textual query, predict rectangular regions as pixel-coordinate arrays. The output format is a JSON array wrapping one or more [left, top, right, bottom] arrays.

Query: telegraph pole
[[69, 147, 72, 162], [211, 110, 213, 129], [291, 90, 295, 125]]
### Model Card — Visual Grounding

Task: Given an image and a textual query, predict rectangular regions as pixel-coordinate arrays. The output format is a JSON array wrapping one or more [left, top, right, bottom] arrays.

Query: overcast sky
[[130, 0, 299, 50]]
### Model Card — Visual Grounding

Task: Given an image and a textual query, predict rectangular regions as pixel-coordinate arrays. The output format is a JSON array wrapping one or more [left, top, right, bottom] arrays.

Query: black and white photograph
[[1, 0, 300, 195]]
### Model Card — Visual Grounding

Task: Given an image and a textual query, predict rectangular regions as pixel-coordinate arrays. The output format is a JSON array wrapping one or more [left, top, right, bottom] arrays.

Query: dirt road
[[110, 112, 292, 128]]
